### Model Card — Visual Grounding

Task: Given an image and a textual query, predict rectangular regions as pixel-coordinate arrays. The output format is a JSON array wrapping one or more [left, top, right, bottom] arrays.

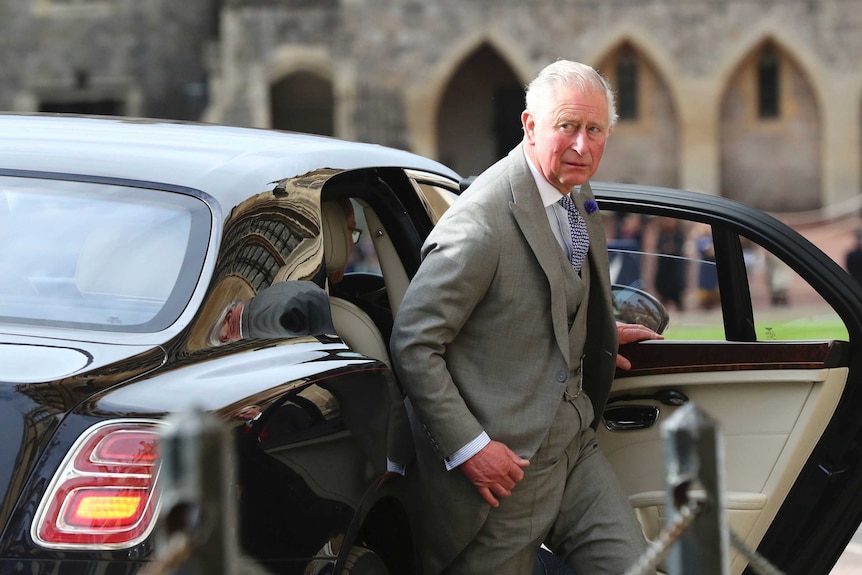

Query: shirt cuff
[[444, 432, 490, 471], [387, 459, 406, 476]]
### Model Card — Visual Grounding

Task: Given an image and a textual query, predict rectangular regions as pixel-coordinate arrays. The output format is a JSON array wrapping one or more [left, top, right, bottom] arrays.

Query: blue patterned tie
[[558, 194, 590, 273]]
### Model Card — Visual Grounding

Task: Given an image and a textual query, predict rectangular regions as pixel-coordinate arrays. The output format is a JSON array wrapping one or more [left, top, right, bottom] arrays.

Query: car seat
[[321, 200, 390, 366]]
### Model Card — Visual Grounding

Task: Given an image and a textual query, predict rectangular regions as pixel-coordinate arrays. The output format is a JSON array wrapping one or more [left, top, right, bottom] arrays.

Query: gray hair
[[525, 60, 618, 128]]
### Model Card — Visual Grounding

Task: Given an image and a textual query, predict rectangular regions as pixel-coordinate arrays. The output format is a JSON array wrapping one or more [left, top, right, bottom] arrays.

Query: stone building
[[3, 0, 861, 214]]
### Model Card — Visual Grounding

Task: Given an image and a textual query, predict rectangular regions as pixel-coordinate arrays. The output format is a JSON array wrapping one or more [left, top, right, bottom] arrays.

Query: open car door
[[593, 183, 862, 575]]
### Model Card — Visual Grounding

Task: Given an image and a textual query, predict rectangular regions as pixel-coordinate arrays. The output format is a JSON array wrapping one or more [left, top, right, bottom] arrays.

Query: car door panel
[[599, 341, 848, 574], [590, 182, 862, 572]]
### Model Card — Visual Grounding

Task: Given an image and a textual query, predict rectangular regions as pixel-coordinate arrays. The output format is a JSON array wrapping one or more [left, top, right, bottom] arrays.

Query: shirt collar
[[523, 149, 574, 208]]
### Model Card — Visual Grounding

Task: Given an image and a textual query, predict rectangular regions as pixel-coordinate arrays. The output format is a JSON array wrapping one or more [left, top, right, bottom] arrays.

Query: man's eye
[[559, 124, 576, 134]]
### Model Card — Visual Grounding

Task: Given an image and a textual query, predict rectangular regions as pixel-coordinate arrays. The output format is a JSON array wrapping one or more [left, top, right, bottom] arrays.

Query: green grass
[[663, 315, 849, 341]]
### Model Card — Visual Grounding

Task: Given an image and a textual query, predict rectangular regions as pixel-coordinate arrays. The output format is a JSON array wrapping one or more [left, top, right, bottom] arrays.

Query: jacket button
[[557, 371, 567, 382]]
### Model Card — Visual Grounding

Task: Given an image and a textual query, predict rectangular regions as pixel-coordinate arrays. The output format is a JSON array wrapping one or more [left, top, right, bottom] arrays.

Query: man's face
[[327, 203, 357, 285], [522, 84, 610, 195], [219, 303, 244, 344]]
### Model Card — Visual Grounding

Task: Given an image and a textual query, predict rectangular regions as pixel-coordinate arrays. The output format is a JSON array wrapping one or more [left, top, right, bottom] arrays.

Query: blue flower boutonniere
[[584, 200, 598, 214]]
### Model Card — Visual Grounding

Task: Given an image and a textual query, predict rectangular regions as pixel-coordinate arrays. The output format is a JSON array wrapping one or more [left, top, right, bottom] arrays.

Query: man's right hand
[[460, 440, 530, 507]]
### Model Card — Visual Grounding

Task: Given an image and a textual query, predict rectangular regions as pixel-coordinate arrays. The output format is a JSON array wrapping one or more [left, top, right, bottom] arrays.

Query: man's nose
[[571, 130, 588, 155]]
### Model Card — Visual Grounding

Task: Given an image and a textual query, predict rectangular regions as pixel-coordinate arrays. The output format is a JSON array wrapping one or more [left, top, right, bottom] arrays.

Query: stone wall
[[1, 0, 217, 119], [1, 0, 860, 212]]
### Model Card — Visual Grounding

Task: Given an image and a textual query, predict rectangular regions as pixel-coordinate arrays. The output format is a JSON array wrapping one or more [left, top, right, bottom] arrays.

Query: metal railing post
[[662, 402, 729, 575], [154, 408, 239, 575]]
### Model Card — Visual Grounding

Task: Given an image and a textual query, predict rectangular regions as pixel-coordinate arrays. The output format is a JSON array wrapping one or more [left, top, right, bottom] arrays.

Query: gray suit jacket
[[390, 144, 618, 573]]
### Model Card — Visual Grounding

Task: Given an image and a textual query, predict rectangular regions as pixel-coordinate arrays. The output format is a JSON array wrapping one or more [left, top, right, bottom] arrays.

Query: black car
[[0, 114, 860, 575]]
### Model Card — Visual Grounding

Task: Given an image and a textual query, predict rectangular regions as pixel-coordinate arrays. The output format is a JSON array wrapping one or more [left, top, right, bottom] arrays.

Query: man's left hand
[[616, 322, 663, 370]]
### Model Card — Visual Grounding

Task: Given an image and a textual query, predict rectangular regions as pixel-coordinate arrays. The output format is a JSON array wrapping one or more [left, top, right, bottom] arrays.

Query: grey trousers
[[444, 398, 650, 575]]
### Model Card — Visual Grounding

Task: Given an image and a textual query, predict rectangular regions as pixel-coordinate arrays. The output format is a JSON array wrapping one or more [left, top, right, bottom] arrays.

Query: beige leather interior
[[362, 205, 409, 317], [599, 366, 846, 574], [321, 200, 391, 365], [329, 297, 390, 365], [322, 201, 352, 279]]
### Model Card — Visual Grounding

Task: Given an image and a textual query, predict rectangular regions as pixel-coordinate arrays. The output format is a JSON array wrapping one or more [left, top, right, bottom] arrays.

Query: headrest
[[321, 201, 351, 277]]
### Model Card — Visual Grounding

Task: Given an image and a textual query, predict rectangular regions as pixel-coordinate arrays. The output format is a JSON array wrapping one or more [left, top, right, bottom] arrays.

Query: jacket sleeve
[[389, 201, 499, 462]]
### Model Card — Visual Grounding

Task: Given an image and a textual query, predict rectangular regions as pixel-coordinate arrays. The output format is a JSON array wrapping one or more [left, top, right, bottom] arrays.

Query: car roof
[[0, 113, 459, 202]]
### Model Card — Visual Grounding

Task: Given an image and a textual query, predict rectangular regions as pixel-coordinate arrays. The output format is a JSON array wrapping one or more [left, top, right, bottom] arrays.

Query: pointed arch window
[[617, 46, 639, 121], [757, 45, 780, 119]]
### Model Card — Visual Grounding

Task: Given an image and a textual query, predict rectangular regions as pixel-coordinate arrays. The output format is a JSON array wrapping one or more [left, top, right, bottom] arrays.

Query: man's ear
[[521, 110, 534, 143]]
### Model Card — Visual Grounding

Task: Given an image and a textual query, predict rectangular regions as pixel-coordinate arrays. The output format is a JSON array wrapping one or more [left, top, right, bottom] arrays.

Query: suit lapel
[[574, 180, 612, 299], [506, 146, 572, 366]]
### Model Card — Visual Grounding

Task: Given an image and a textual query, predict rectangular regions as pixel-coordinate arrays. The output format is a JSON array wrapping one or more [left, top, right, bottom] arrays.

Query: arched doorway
[[270, 71, 334, 136], [436, 44, 523, 177]]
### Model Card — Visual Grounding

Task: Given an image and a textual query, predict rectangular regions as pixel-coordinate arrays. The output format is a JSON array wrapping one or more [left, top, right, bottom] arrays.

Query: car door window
[[405, 169, 458, 224], [607, 212, 723, 340], [0, 175, 209, 332], [605, 211, 848, 342]]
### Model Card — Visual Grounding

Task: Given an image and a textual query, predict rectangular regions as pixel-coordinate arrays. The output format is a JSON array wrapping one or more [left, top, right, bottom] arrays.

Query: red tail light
[[32, 420, 163, 549]]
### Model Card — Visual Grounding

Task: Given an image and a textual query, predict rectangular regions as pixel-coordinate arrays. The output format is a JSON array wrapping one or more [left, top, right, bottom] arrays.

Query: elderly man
[[390, 59, 661, 574]]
